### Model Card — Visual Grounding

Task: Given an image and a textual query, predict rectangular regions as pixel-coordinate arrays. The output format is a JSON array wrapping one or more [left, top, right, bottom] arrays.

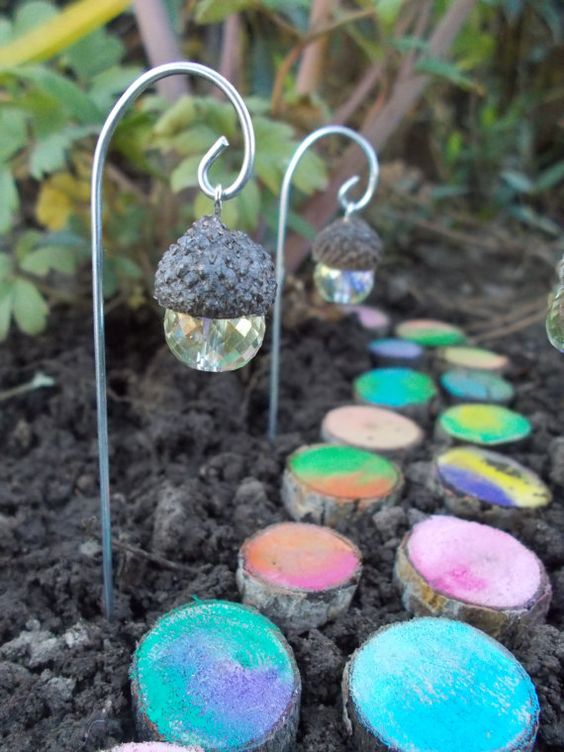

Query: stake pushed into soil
[[237, 521, 362, 630], [436, 345, 509, 373], [394, 515, 551, 641], [435, 445, 552, 518], [267, 125, 379, 441], [368, 337, 425, 367], [91, 63, 257, 620], [395, 318, 467, 347], [342, 618, 540, 752], [439, 369, 514, 404], [131, 600, 301, 751], [282, 444, 403, 529], [436, 404, 532, 446], [353, 367, 437, 418]]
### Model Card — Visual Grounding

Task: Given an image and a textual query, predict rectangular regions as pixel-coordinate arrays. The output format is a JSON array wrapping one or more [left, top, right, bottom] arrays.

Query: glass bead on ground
[[164, 310, 265, 371], [314, 262, 374, 304]]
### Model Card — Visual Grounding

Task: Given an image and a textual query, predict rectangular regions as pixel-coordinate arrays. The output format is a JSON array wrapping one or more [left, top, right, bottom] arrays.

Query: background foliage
[[0, 0, 562, 338]]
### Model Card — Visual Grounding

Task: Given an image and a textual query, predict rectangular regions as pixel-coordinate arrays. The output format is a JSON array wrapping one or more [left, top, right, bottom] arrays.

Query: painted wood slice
[[237, 522, 362, 630], [341, 304, 390, 334], [436, 445, 552, 517], [282, 444, 403, 529], [368, 338, 424, 366], [353, 368, 437, 417], [440, 369, 514, 404], [343, 618, 539, 752], [395, 319, 466, 347], [321, 405, 423, 456], [437, 346, 509, 373], [108, 745, 202, 752], [394, 515, 551, 640], [131, 600, 301, 752], [437, 404, 532, 446]]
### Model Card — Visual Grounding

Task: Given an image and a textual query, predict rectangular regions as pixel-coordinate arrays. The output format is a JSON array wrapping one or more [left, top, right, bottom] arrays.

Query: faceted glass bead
[[314, 262, 374, 304], [164, 310, 266, 371], [546, 285, 564, 353]]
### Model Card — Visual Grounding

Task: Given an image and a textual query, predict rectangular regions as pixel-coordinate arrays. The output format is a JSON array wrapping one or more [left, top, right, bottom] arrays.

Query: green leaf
[[0, 18, 13, 45], [154, 96, 197, 136], [195, 0, 255, 24], [13, 1, 58, 36], [0, 281, 14, 341], [534, 161, 564, 193], [165, 124, 220, 157], [29, 131, 71, 178], [237, 179, 261, 230], [391, 35, 429, 53], [415, 57, 480, 92], [194, 192, 239, 228], [170, 155, 203, 192], [501, 170, 533, 194], [0, 107, 27, 162], [0, 254, 13, 279], [292, 150, 328, 194], [376, 0, 403, 26], [113, 256, 143, 280], [509, 205, 560, 236], [12, 278, 48, 335], [15, 67, 102, 124], [88, 65, 142, 111], [20, 245, 77, 276], [0, 168, 19, 233], [65, 27, 124, 81]]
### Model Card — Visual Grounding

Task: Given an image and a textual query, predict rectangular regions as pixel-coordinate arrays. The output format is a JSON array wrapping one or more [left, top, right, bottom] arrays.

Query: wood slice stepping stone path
[[436, 446, 551, 517], [341, 304, 390, 334], [343, 618, 539, 752], [108, 745, 202, 751], [437, 345, 509, 373], [237, 522, 362, 630], [131, 600, 301, 751], [321, 404, 423, 457], [368, 338, 424, 366], [395, 319, 466, 347], [282, 444, 403, 528], [440, 369, 514, 404], [437, 404, 532, 446], [395, 515, 551, 640], [354, 367, 437, 417]]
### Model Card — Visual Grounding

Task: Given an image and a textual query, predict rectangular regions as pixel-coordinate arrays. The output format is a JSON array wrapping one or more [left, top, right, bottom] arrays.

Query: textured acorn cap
[[154, 214, 276, 318], [312, 216, 382, 271]]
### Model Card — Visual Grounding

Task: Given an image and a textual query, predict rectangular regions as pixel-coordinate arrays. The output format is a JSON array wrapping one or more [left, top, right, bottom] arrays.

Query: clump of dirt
[[0, 247, 562, 752]]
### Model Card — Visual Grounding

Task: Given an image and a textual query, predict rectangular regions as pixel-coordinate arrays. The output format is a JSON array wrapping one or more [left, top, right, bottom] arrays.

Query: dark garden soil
[[0, 241, 563, 752]]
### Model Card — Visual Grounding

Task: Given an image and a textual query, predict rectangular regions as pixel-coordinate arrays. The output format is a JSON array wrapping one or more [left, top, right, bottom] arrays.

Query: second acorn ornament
[[312, 216, 381, 305]]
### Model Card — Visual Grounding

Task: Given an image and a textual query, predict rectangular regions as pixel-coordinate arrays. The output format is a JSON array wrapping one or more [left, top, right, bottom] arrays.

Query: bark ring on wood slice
[[282, 444, 403, 530], [435, 445, 552, 518], [353, 367, 437, 418], [340, 305, 390, 335], [439, 369, 514, 404], [342, 618, 539, 752], [436, 345, 509, 373], [436, 404, 532, 446], [237, 522, 362, 631], [368, 338, 424, 367], [108, 745, 203, 751], [321, 405, 423, 457], [394, 515, 551, 641], [131, 600, 301, 751], [395, 319, 467, 347]]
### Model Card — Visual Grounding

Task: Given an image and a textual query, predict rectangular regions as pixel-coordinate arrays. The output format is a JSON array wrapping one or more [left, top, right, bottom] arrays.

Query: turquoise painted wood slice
[[131, 600, 301, 751], [343, 618, 539, 752]]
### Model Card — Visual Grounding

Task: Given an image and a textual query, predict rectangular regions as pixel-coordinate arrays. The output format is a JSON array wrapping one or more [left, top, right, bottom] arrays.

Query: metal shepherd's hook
[[267, 125, 379, 442], [91, 63, 256, 620]]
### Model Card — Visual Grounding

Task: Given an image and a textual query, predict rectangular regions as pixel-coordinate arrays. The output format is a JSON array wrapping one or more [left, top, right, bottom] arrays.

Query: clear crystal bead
[[164, 310, 266, 371], [314, 262, 374, 304], [546, 285, 564, 353]]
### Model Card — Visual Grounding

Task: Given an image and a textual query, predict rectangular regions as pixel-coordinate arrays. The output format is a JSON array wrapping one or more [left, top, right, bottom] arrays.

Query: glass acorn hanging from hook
[[154, 211, 276, 372], [546, 258, 564, 353], [312, 215, 382, 305]]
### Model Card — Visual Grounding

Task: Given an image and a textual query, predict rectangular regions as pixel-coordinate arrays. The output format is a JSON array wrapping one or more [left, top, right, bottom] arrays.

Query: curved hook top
[[91, 62, 255, 211]]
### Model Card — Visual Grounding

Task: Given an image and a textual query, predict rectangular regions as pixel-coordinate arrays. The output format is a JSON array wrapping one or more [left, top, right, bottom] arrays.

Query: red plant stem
[[296, 0, 335, 96], [285, 0, 477, 271], [217, 14, 243, 88]]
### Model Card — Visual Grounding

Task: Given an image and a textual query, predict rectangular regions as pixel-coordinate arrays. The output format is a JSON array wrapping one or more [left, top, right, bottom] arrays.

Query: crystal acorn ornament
[[154, 214, 276, 371], [312, 216, 381, 304], [546, 260, 564, 353]]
